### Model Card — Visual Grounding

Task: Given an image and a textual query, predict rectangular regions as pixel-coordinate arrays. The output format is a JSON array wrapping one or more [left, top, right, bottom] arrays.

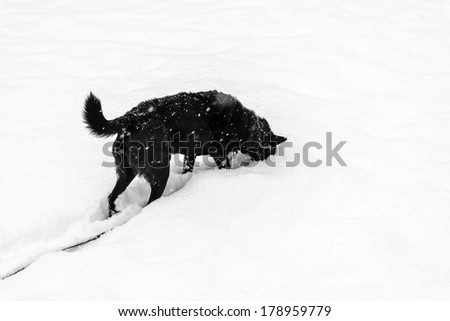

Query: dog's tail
[[83, 92, 121, 137]]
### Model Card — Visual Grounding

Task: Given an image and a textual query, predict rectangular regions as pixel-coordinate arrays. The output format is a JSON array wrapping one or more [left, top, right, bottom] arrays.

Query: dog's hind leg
[[145, 166, 170, 205], [143, 145, 170, 205], [108, 169, 136, 216], [182, 154, 196, 174]]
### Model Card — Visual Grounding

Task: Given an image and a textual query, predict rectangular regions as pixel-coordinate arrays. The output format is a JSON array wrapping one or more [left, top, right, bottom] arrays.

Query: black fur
[[83, 90, 286, 216], [83, 93, 120, 137]]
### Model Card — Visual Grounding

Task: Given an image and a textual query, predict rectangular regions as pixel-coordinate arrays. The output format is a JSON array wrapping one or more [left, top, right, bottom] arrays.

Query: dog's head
[[242, 114, 287, 161]]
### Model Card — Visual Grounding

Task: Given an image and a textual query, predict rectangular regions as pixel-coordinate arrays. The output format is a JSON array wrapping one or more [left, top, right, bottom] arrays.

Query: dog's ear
[[273, 134, 287, 145]]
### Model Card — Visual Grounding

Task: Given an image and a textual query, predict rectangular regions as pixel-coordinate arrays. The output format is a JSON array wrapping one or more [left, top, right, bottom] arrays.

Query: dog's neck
[[246, 112, 266, 142]]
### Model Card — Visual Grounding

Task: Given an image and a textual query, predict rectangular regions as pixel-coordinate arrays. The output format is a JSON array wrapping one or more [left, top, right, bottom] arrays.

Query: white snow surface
[[1, 0, 450, 300]]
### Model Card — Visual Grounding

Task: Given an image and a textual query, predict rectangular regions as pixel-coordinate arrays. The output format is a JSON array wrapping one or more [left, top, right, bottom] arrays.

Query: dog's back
[[83, 90, 254, 154]]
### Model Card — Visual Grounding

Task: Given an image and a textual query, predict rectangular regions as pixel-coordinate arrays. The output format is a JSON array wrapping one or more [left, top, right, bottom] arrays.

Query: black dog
[[83, 90, 286, 216]]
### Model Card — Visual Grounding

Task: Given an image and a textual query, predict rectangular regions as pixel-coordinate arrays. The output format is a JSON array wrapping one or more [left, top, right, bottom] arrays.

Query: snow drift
[[1, 0, 450, 300]]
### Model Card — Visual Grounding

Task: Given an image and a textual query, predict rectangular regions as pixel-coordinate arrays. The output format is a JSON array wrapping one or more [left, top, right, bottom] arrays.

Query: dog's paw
[[108, 208, 119, 218]]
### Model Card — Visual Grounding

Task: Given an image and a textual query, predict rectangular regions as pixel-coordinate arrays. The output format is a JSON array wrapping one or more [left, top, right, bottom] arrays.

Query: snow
[[1, 0, 450, 300]]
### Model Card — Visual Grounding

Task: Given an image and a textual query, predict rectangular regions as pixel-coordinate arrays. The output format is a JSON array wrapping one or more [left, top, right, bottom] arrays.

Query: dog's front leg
[[212, 156, 230, 169], [182, 154, 196, 174]]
